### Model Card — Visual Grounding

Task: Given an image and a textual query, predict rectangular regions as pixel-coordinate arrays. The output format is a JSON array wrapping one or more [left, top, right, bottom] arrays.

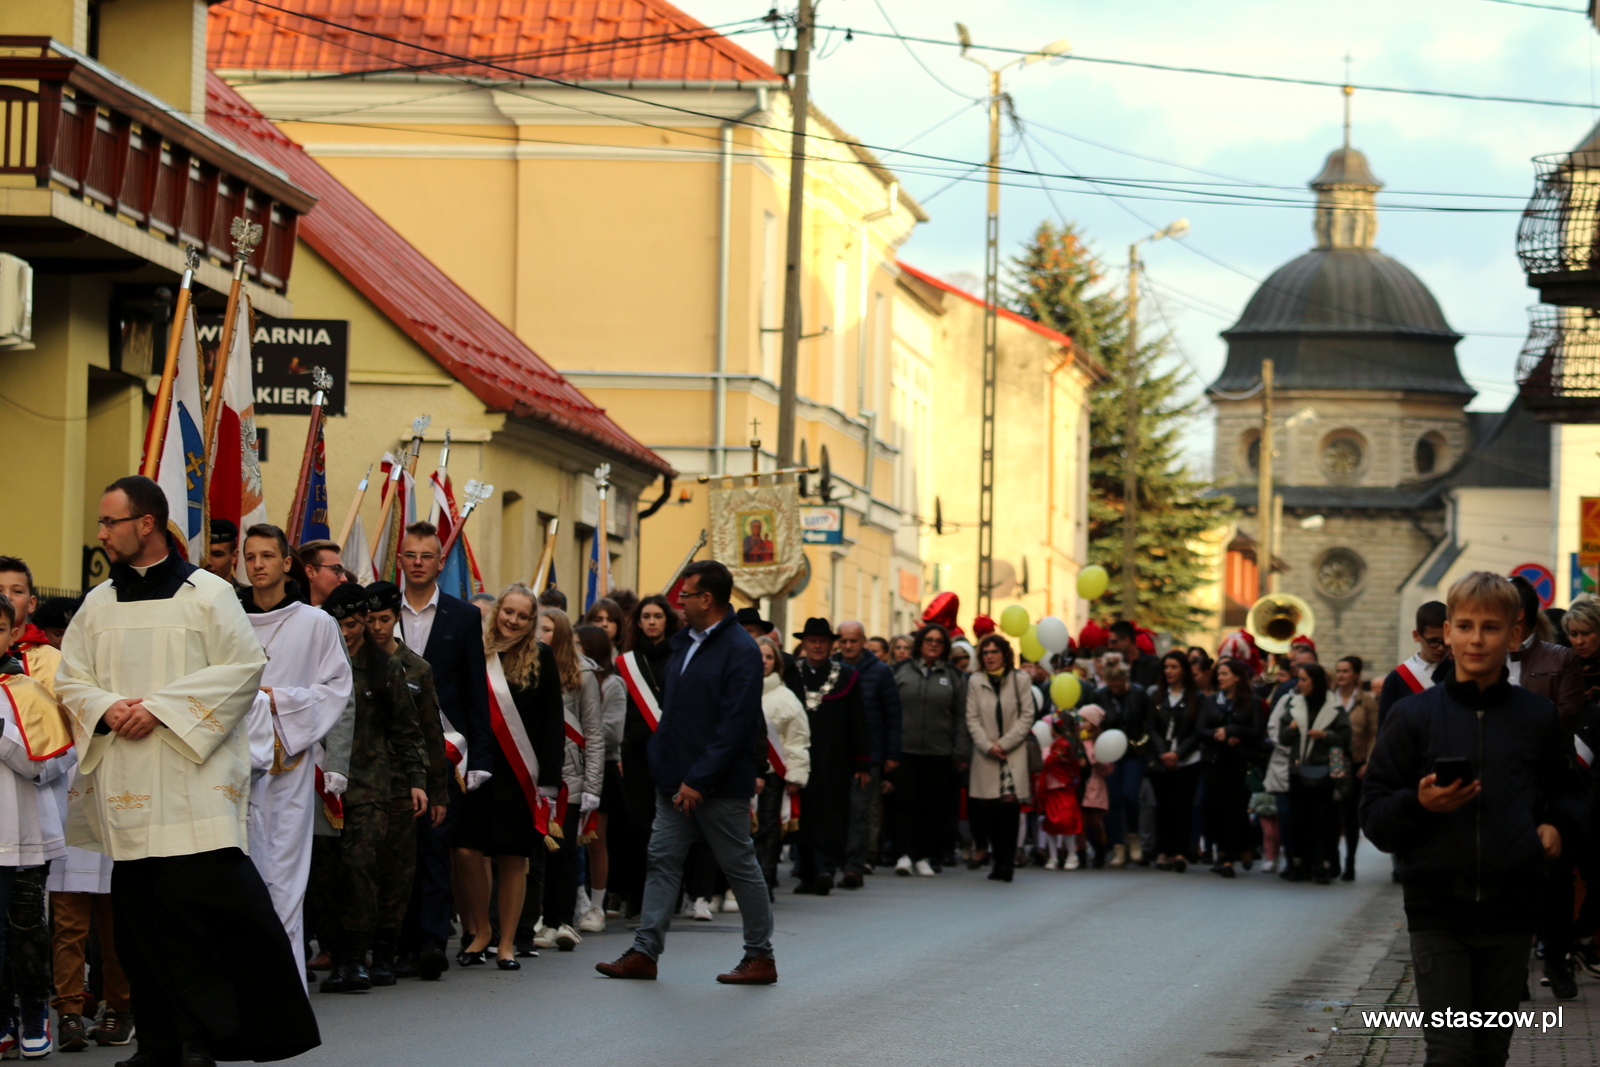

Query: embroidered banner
[[709, 482, 804, 599]]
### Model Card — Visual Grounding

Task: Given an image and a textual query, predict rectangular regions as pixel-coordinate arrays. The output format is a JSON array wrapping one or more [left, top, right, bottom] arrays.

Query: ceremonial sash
[[1578, 734, 1595, 771], [764, 715, 788, 779], [563, 704, 586, 749], [314, 763, 344, 830], [441, 714, 468, 791], [1395, 663, 1426, 694], [0, 676, 72, 761], [616, 651, 664, 731], [485, 653, 549, 837]]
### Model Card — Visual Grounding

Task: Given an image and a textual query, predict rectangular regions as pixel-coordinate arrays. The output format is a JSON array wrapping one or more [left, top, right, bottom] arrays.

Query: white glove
[[322, 772, 347, 796], [466, 770, 493, 792], [580, 791, 601, 814]]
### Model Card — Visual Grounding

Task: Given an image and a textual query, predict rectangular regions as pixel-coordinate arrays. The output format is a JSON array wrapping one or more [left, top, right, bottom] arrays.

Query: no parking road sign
[[1511, 563, 1555, 610]]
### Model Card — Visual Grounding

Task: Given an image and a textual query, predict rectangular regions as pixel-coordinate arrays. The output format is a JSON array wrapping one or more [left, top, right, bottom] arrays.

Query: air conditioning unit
[[0, 254, 33, 350]]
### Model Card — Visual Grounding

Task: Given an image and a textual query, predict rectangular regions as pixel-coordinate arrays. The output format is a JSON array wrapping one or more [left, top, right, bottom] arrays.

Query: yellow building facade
[[210, 0, 928, 629]]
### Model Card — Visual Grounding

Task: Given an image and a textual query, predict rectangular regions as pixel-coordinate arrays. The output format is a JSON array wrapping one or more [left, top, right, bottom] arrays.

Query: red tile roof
[[205, 73, 672, 477], [896, 260, 1079, 349], [207, 0, 780, 84]]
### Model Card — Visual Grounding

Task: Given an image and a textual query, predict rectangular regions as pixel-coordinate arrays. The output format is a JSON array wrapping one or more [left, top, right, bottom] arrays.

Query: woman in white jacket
[[754, 637, 810, 893]]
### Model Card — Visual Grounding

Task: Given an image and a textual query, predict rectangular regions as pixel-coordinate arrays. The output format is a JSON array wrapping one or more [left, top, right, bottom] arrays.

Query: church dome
[[1209, 144, 1472, 398]]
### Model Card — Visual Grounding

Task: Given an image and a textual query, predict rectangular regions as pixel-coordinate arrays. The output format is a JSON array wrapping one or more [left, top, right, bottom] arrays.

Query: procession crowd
[[0, 475, 1591, 1066]]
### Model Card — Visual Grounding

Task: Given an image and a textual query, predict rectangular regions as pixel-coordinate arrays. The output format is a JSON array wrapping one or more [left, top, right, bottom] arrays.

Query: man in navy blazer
[[596, 560, 777, 985], [395, 521, 493, 981]]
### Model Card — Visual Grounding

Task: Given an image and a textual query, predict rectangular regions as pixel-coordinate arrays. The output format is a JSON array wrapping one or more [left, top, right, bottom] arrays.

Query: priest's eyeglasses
[[96, 516, 139, 529]]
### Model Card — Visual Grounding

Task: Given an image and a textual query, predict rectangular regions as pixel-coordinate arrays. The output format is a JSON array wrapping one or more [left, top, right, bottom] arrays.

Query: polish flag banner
[[149, 309, 206, 560], [208, 298, 268, 563]]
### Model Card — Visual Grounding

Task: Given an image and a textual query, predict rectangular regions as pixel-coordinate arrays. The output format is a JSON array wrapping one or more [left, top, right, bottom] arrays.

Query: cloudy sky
[[689, 0, 1600, 467]]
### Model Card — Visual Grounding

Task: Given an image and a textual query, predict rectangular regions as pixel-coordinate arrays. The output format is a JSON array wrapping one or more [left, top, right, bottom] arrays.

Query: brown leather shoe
[[595, 949, 657, 980], [716, 956, 777, 985]]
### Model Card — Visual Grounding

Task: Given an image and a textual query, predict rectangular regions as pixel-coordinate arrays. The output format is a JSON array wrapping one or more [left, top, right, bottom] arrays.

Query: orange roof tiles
[[207, 0, 781, 84], [205, 74, 673, 477]]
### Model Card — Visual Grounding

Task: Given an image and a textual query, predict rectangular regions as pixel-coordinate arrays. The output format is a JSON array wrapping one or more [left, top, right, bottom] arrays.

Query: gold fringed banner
[[709, 482, 803, 600]]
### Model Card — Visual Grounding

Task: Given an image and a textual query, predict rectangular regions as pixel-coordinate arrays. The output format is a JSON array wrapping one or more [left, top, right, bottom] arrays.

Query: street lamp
[[956, 22, 1070, 616], [1120, 217, 1190, 620]]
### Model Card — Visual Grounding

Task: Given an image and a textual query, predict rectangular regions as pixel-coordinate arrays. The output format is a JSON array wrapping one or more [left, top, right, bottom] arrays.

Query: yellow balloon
[[1050, 672, 1082, 709], [1020, 625, 1047, 663], [999, 604, 1030, 637], [1077, 565, 1110, 600]]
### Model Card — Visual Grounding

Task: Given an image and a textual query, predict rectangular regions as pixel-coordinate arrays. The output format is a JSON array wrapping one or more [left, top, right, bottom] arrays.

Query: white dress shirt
[[680, 610, 731, 673], [1508, 633, 1536, 687], [401, 584, 442, 655]]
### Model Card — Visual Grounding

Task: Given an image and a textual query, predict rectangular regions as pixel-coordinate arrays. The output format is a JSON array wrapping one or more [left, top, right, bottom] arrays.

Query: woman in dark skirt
[[1196, 657, 1262, 878], [611, 595, 680, 916], [452, 585, 563, 969]]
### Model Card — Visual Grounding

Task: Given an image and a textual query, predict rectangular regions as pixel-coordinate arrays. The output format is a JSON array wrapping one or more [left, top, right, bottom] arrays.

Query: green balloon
[[1020, 625, 1047, 663]]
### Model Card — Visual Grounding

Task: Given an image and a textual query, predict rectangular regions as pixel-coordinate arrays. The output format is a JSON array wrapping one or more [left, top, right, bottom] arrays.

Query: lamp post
[[956, 23, 1070, 615], [1119, 217, 1189, 620]]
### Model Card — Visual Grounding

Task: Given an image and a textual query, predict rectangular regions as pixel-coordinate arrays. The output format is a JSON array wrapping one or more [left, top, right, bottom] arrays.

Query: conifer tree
[[1008, 220, 1232, 633]]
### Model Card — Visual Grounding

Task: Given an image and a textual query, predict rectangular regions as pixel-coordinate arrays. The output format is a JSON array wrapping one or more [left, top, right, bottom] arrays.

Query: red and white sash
[[616, 651, 664, 732], [485, 652, 550, 836], [441, 714, 468, 791], [758, 711, 796, 831], [1395, 663, 1425, 694]]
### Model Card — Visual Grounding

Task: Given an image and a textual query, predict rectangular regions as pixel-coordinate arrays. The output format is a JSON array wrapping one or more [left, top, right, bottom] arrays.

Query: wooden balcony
[[0, 37, 314, 291]]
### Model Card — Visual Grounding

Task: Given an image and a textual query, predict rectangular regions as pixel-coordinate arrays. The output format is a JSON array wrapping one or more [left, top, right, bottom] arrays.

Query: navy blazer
[[647, 608, 765, 800], [407, 591, 494, 774]]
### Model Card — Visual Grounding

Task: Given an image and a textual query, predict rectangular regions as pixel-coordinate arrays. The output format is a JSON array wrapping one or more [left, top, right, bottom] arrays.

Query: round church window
[[1322, 434, 1364, 476], [1314, 548, 1366, 599]]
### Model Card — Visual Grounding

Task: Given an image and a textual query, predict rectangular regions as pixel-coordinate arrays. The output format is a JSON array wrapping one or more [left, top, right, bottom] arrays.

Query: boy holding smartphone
[[1363, 571, 1589, 1067]]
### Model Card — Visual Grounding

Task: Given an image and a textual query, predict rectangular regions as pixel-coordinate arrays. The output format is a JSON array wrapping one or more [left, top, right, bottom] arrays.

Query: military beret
[[365, 581, 402, 614], [322, 583, 369, 620]]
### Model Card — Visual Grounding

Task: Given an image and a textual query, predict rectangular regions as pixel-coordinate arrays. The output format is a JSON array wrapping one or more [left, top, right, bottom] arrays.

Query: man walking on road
[[595, 560, 776, 985], [836, 621, 899, 884]]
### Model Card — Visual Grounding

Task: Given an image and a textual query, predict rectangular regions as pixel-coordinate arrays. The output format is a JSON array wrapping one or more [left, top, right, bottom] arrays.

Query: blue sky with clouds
[[690, 0, 1600, 467]]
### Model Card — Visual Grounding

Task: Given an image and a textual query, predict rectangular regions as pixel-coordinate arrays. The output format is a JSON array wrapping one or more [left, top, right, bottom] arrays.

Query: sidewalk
[[1323, 929, 1600, 1066]]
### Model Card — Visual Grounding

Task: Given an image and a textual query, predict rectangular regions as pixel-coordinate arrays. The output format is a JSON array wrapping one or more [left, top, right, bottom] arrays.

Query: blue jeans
[[1103, 757, 1144, 844], [633, 794, 774, 962]]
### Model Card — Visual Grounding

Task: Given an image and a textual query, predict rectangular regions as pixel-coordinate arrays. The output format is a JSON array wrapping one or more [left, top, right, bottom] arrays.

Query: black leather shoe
[[345, 959, 372, 992], [369, 933, 398, 987], [114, 1051, 173, 1067], [393, 953, 420, 979], [813, 875, 833, 896], [496, 957, 521, 971], [179, 1039, 215, 1067], [1547, 958, 1580, 1000], [456, 949, 487, 968], [319, 964, 350, 994], [419, 945, 448, 981]]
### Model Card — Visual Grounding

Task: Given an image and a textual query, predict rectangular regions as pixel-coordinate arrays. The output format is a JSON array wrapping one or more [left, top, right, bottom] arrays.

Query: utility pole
[[1258, 357, 1275, 599], [976, 66, 1002, 618], [773, 0, 813, 636], [1120, 242, 1141, 620]]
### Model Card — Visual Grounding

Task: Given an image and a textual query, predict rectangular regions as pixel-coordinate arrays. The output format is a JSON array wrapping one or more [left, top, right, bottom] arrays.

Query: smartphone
[[1432, 756, 1476, 788]]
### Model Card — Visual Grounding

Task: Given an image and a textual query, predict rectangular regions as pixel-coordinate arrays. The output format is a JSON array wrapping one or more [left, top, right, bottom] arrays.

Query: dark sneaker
[[95, 1012, 135, 1048], [1546, 958, 1580, 1001], [56, 1015, 86, 1054]]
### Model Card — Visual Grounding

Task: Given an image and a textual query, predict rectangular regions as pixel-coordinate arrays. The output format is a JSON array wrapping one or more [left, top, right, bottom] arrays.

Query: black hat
[[736, 606, 774, 634], [322, 583, 369, 621], [365, 581, 402, 614], [32, 597, 78, 630], [792, 617, 838, 641], [209, 518, 239, 545]]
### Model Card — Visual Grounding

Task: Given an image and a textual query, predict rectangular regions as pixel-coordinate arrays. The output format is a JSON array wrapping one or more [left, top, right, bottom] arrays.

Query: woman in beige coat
[[966, 634, 1035, 883]]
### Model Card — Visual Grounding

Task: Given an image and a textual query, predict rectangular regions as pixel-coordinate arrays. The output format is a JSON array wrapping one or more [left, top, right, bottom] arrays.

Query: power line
[[1480, 0, 1586, 12], [869, 0, 979, 102]]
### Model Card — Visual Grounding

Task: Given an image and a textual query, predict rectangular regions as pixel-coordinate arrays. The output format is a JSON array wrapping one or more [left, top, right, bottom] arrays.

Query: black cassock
[[788, 659, 869, 882]]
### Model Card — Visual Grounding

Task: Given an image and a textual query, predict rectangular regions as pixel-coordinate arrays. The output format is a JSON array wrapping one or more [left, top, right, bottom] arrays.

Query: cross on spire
[[1342, 53, 1353, 149]]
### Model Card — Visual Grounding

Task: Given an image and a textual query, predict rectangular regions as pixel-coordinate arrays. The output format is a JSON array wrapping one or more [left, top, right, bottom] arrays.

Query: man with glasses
[[1380, 601, 1450, 727], [296, 540, 344, 608], [56, 476, 319, 1067], [394, 522, 492, 981]]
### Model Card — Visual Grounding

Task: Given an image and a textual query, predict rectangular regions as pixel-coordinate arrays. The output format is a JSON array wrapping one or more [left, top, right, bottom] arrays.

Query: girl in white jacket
[[754, 637, 810, 892]]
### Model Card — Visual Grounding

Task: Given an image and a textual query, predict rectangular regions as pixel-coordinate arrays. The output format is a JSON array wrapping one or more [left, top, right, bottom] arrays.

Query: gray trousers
[[633, 794, 774, 962], [844, 766, 882, 874], [1410, 928, 1529, 1067]]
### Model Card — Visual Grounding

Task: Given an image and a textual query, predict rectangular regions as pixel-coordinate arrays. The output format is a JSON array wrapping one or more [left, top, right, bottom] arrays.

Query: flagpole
[[594, 464, 611, 604], [439, 480, 494, 559], [531, 518, 559, 592], [659, 529, 708, 596], [202, 218, 263, 481], [141, 246, 200, 478], [375, 416, 430, 581], [335, 464, 372, 550], [285, 366, 333, 547]]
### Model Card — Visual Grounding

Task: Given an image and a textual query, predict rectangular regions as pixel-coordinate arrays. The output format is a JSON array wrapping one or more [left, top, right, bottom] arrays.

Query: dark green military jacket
[[393, 642, 450, 807], [347, 642, 427, 808]]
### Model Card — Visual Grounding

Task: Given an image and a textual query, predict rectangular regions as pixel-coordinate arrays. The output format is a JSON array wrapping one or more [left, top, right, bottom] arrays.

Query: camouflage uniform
[[376, 643, 449, 934]]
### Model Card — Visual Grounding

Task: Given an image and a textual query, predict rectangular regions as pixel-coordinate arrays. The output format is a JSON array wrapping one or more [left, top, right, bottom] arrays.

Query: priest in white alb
[[237, 523, 352, 964], [54, 477, 319, 1067]]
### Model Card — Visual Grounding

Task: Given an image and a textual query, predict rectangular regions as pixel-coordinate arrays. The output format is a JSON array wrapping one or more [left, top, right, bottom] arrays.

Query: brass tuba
[[1246, 593, 1316, 655]]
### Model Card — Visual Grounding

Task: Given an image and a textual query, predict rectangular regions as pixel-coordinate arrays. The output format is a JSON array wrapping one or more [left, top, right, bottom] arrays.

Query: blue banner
[[297, 421, 330, 544], [584, 528, 601, 612], [439, 533, 473, 601]]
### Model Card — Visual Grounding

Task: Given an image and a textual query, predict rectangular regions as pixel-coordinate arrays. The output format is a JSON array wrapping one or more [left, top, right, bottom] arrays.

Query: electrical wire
[[869, 0, 981, 102], [1480, 0, 1586, 12]]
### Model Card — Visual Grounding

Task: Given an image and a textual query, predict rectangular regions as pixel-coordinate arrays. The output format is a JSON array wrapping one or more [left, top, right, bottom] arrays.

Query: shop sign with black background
[[197, 314, 349, 416]]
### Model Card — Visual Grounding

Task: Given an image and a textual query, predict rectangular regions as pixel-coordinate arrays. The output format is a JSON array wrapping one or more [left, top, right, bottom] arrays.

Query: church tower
[[1209, 131, 1473, 669]]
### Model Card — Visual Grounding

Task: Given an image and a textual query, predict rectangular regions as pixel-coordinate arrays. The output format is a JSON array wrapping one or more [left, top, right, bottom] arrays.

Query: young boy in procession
[[1378, 601, 1448, 726], [361, 581, 448, 984], [1363, 571, 1589, 1067], [313, 585, 427, 994], [0, 559, 59, 695]]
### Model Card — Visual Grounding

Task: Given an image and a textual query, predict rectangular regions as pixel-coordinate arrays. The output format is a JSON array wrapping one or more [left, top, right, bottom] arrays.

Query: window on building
[[1320, 431, 1366, 477], [1415, 432, 1446, 476], [1314, 547, 1367, 599]]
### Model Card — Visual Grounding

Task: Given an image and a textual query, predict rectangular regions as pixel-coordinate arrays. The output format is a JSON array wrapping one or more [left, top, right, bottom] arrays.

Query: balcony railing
[[0, 37, 314, 291], [1516, 304, 1600, 420], [1517, 152, 1600, 307]]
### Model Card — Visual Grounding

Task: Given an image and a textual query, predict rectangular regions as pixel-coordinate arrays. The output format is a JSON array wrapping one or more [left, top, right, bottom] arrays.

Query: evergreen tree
[[1008, 220, 1233, 634]]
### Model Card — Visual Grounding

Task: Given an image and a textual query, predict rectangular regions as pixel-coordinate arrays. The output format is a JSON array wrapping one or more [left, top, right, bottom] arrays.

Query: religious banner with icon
[[709, 482, 803, 599]]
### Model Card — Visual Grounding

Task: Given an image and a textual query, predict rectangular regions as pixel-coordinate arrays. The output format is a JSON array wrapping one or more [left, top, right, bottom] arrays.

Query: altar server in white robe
[[55, 476, 318, 1067], [237, 523, 352, 959]]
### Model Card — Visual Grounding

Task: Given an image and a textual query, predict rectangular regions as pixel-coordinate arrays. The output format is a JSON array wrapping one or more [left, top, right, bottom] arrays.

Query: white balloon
[[1036, 616, 1070, 656], [1094, 728, 1128, 765], [1031, 718, 1055, 752]]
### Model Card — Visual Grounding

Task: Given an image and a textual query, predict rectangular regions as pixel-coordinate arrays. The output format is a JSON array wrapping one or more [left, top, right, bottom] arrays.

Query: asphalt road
[[70, 841, 1404, 1067]]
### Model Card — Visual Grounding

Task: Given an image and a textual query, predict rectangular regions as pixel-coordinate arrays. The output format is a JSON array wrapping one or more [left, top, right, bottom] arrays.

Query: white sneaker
[[577, 905, 606, 933], [1065, 851, 1081, 870], [721, 894, 740, 914], [532, 923, 558, 950], [692, 897, 714, 922], [914, 859, 936, 877], [895, 855, 913, 876], [554, 924, 581, 951], [1043, 856, 1059, 871]]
